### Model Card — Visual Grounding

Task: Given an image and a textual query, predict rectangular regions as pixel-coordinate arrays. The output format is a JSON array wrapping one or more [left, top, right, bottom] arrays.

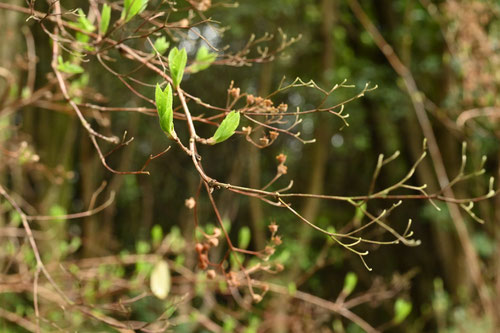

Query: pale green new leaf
[[153, 37, 170, 55], [122, 0, 148, 22], [190, 46, 217, 73], [155, 83, 174, 137], [342, 272, 358, 296], [76, 9, 95, 32], [210, 111, 240, 144], [168, 47, 187, 88], [394, 298, 412, 324], [70, 9, 94, 45], [150, 260, 171, 299], [100, 4, 111, 35], [238, 226, 251, 249], [57, 56, 84, 74]]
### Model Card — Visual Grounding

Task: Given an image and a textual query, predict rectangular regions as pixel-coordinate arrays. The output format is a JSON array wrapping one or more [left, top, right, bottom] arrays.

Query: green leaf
[[150, 260, 171, 299], [69, 9, 94, 44], [121, 0, 148, 22], [230, 252, 244, 269], [151, 225, 163, 247], [76, 9, 95, 32], [238, 226, 251, 249], [155, 83, 175, 137], [190, 46, 217, 73], [342, 272, 358, 296], [100, 4, 111, 35], [57, 56, 84, 74], [393, 298, 412, 324], [354, 201, 366, 222], [136, 240, 150, 254], [223, 317, 237, 333], [209, 111, 240, 144], [153, 37, 170, 55], [168, 47, 187, 88]]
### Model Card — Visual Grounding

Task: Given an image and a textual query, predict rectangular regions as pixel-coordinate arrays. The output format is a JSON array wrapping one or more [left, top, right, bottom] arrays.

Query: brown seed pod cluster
[[195, 227, 221, 269]]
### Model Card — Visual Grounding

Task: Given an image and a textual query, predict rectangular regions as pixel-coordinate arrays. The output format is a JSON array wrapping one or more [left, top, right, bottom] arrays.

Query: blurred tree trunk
[[298, 0, 335, 253], [0, 0, 24, 228], [273, 1, 336, 332], [398, 1, 468, 294], [248, 61, 274, 250]]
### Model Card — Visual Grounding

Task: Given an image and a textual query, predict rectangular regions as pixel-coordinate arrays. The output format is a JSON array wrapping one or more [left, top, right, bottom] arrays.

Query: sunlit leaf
[[393, 298, 412, 324], [57, 56, 84, 74], [153, 37, 170, 55], [238, 226, 251, 249], [100, 4, 111, 35], [168, 47, 187, 88], [209, 111, 240, 144], [150, 260, 171, 299], [76, 9, 95, 32], [342, 272, 358, 296], [155, 83, 175, 137], [121, 0, 148, 22], [151, 225, 163, 247], [190, 46, 217, 73]]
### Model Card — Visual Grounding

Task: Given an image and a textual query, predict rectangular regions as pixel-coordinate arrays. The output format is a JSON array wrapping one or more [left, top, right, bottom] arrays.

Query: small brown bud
[[229, 87, 240, 98], [212, 228, 221, 238], [269, 131, 279, 140], [178, 19, 189, 28], [195, 243, 204, 253], [275, 263, 284, 272], [264, 246, 275, 256], [277, 164, 288, 175], [195, 0, 211, 11], [263, 99, 273, 107], [268, 223, 279, 234], [226, 271, 239, 287], [273, 235, 282, 245], [198, 254, 208, 269], [259, 137, 269, 145], [255, 96, 264, 105], [185, 197, 196, 209], [252, 294, 263, 303], [246, 94, 255, 105], [278, 103, 288, 113], [276, 153, 287, 164], [242, 126, 252, 135], [208, 237, 219, 247], [206, 269, 216, 279]]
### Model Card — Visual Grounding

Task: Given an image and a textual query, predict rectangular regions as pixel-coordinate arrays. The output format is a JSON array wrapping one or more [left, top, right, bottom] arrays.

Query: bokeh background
[[1, 0, 499, 332]]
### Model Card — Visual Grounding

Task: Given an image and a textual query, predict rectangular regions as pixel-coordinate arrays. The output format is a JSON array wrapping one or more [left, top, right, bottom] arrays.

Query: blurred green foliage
[[0, 0, 499, 332]]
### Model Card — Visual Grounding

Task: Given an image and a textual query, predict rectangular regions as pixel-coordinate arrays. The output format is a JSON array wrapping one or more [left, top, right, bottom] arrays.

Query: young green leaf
[[190, 46, 217, 73], [100, 4, 111, 35], [76, 9, 95, 32], [168, 47, 187, 88], [150, 260, 171, 299], [393, 298, 412, 324], [153, 37, 170, 55], [155, 83, 175, 137], [151, 225, 163, 247], [69, 9, 95, 45], [238, 226, 251, 249], [209, 111, 240, 144], [121, 0, 148, 22], [57, 56, 84, 74], [342, 272, 358, 296]]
